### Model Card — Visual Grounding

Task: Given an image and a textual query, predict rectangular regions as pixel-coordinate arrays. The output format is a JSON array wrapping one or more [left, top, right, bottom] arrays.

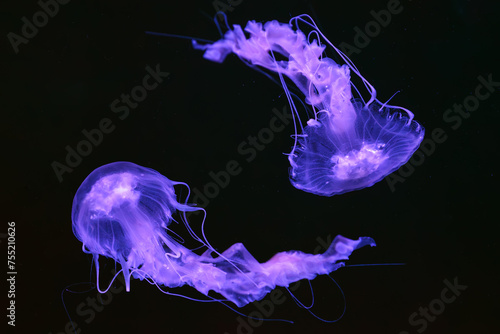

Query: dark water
[[2, 0, 499, 333]]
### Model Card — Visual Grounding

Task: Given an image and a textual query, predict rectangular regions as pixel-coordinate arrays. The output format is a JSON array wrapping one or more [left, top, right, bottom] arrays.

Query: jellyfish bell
[[72, 161, 375, 309], [193, 14, 425, 196], [289, 98, 424, 196], [71, 161, 194, 292]]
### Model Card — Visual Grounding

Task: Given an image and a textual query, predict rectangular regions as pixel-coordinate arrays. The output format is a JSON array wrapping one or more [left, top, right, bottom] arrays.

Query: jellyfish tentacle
[[162, 235, 375, 307]]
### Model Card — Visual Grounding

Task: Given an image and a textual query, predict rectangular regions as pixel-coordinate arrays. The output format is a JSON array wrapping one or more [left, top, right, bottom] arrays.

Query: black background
[[2, 0, 499, 333]]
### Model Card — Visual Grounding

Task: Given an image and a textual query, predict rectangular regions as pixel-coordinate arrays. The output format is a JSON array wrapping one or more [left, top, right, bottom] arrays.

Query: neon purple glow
[[72, 161, 375, 307], [193, 14, 425, 196]]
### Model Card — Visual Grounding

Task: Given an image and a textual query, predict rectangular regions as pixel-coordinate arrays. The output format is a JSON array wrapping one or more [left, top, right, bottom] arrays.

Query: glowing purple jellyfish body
[[194, 15, 424, 196], [72, 162, 375, 307]]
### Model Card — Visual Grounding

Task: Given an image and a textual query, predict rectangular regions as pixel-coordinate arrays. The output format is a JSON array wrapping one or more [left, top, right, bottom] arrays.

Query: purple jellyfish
[[72, 161, 375, 307], [193, 14, 425, 196]]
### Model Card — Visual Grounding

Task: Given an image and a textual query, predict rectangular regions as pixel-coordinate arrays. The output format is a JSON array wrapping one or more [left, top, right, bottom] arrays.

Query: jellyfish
[[71, 161, 375, 308], [192, 14, 425, 196]]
